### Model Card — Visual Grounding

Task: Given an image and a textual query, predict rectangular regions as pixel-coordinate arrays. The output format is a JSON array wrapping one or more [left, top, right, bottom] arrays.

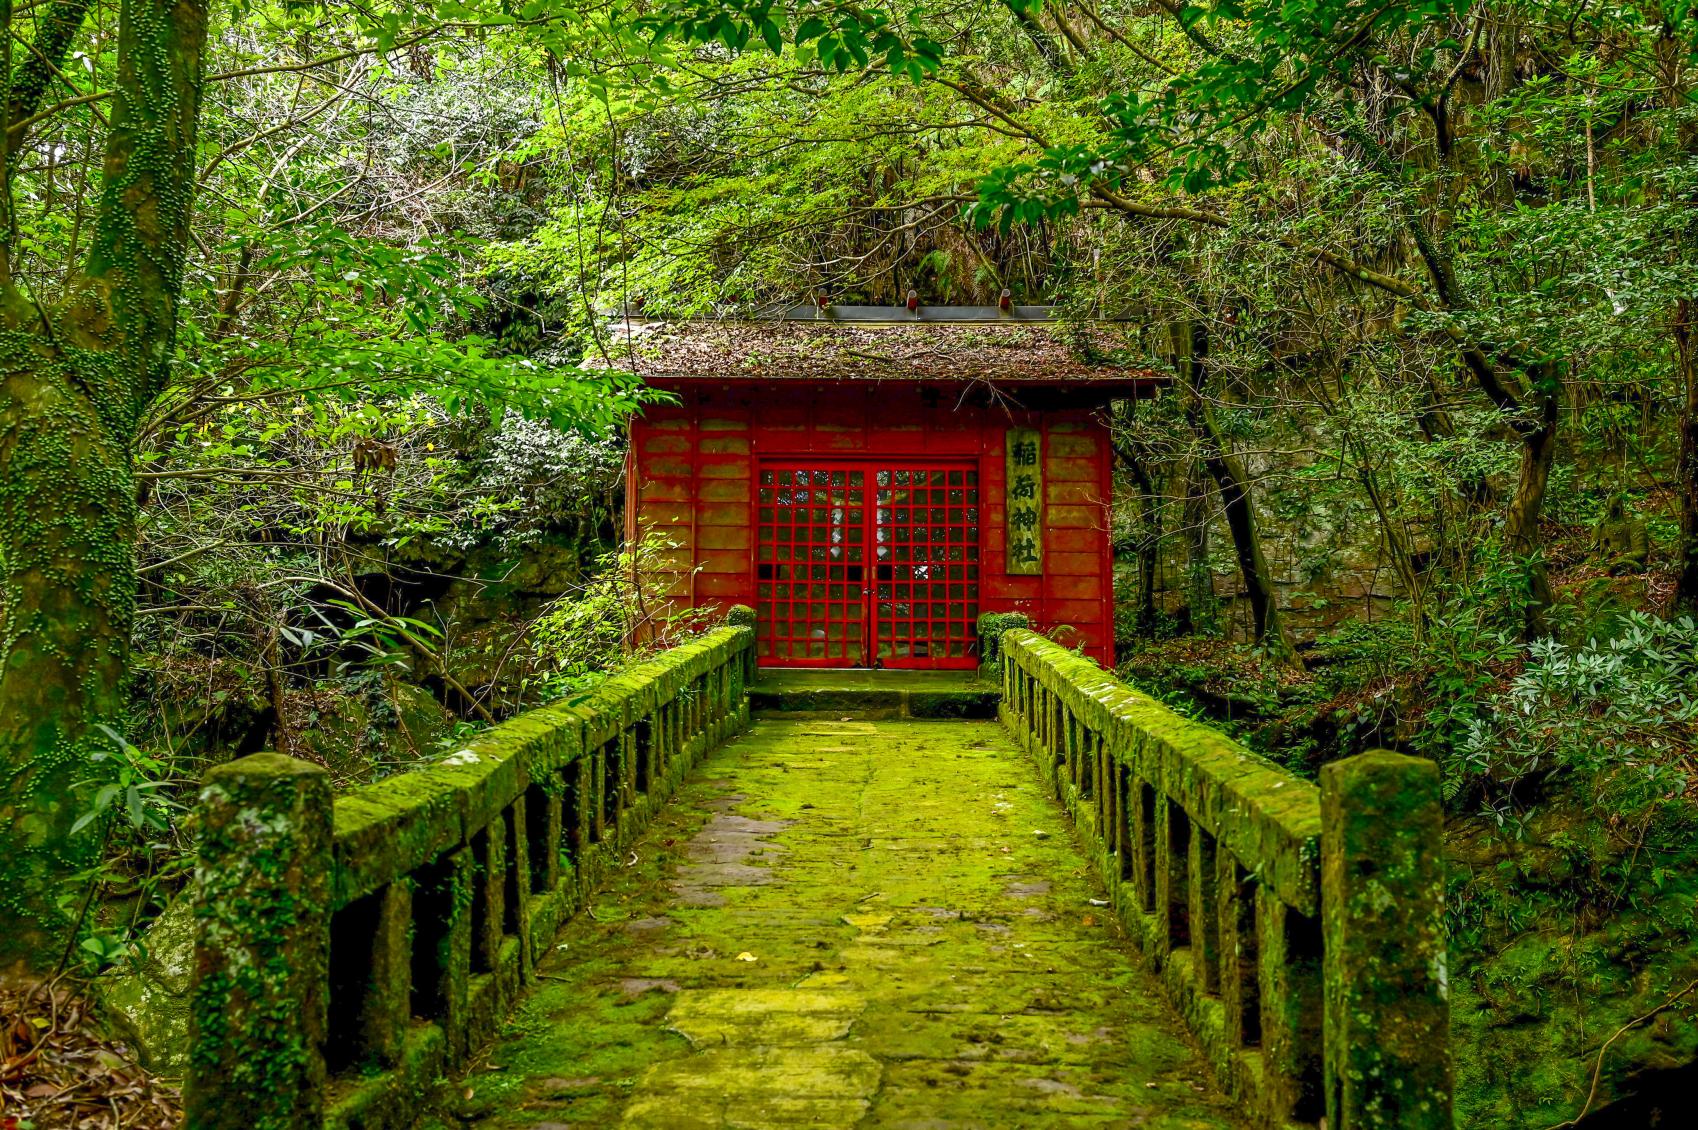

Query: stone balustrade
[[184, 620, 756, 1130], [997, 628, 1451, 1130], [180, 612, 1450, 1130]]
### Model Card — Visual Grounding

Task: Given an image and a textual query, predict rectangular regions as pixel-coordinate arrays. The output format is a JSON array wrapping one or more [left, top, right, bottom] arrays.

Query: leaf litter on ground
[[0, 977, 179, 1129]]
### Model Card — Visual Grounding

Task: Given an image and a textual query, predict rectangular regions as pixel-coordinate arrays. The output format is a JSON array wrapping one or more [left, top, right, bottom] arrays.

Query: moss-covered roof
[[581, 318, 1163, 388]]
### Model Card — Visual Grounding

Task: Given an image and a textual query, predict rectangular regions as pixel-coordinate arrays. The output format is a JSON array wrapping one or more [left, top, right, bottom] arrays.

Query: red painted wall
[[626, 383, 1116, 667]]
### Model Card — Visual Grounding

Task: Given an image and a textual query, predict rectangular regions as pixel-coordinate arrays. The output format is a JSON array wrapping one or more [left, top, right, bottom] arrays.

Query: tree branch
[[5, 0, 92, 134]]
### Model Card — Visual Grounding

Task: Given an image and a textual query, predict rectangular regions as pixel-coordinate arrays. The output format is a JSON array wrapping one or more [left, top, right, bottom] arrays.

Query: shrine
[[616, 306, 1159, 670]]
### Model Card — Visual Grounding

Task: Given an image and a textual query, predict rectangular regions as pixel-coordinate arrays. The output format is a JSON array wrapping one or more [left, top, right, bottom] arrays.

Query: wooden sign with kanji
[[1005, 427, 1043, 575]]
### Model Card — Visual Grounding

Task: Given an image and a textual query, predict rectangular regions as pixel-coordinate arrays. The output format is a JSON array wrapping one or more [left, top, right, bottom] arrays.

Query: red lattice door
[[871, 463, 980, 668], [755, 461, 979, 669]]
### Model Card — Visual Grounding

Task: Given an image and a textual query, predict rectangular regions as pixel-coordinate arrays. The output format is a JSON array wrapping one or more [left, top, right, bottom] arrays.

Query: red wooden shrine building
[[614, 308, 1157, 670]]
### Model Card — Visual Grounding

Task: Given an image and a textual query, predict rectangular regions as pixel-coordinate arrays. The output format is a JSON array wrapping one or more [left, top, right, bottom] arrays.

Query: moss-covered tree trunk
[[0, 0, 208, 970]]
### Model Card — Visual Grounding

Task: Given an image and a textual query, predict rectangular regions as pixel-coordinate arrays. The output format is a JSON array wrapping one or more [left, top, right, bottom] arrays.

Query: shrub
[[1446, 612, 1698, 832]]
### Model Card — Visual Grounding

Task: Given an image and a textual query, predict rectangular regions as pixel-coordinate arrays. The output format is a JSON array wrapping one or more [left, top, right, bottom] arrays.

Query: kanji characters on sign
[[1005, 427, 1043, 575]]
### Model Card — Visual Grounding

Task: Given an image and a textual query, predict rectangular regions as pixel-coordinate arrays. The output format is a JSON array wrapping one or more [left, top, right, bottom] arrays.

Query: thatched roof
[[581, 317, 1162, 389]]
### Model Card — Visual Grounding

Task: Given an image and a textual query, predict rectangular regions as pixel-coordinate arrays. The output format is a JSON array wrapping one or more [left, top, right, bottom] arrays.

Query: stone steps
[[749, 669, 999, 720]]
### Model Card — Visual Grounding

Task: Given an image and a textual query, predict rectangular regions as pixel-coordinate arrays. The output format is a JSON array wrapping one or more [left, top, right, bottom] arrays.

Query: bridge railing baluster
[[1156, 799, 1189, 962], [1095, 730, 1110, 838], [471, 812, 505, 974], [1132, 778, 1156, 913], [605, 731, 621, 839], [1217, 853, 1260, 1052], [1115, 762, 1134, 885], [325, 875, 417, 1077], [993, 626, 1450, 1130], [1258, 889, 1326, 1122], [564, 754, 587, 872], [1061, 704, 1075, 785], [622, 719, 638, 808], [505, 797, 531, 974], [1050, 691, 1063, 771], [527, 783, 559, 894], [410, 846, 473, 1060], [1188, 828, 1221, 996], [670, 695, 682, 771]]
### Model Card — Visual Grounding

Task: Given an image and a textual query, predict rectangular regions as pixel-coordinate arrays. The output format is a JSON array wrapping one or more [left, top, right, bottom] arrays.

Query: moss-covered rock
[[95, 896, 198, 1074], [975, 610, 1030, 679], [1447, 800, 1698, 1127], [290, 680, 456, 782]]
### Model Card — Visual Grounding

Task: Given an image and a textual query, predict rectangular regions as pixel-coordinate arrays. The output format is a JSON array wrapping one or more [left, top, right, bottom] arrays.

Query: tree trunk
[[1674, 299, 1698, 611], [1112, 437, 1162, 635], [1504, 370, 1561, 637], [0, 0, 210, 970], [1207, 441, 1297, 659], [1180, 462, 1217, 635], [0, 352, 140, 966], [1179, 322, 1299, 661]]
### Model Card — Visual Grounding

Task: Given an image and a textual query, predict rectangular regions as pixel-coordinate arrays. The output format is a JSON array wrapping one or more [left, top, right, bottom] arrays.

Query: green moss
[[975, 609, 1030, 678], [323, 626, 752, 907], [442, 718, 1239, 1129], [1320, 752, 1450, 1128], [1000, 628, 1454, 1126], [748, 669, 998, 719], [185, 754, 333, 1129], [1, 0, 213, 969], [0, 337, 146, 964], [1446, 798, 1698, 1126], [212, 627, 756, 1127], [1003, 629, 1322, 914]]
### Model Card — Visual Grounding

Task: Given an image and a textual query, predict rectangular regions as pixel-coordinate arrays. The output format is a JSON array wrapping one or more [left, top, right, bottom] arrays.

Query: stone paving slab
[[446, 719, 1242, 1130]]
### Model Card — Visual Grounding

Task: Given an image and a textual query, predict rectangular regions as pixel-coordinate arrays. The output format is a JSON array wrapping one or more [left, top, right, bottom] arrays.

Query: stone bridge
[[182, 616, 1451, 1129]]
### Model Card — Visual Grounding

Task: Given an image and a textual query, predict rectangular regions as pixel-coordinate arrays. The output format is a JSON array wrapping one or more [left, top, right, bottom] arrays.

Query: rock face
[[96, 896, 197, 1073]]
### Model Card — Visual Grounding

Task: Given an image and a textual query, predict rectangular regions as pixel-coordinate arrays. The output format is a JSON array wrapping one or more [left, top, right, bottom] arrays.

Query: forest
[[1, 0, 1696, 1127]]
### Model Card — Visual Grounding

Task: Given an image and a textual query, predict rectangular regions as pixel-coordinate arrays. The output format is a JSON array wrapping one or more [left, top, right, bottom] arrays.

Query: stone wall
[[1112, 453, 1403, 647]]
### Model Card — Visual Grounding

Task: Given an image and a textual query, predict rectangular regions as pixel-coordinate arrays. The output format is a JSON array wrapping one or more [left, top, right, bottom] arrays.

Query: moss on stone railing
[[998, 629, 1451, 1130], [183, 621, 756, 1130]]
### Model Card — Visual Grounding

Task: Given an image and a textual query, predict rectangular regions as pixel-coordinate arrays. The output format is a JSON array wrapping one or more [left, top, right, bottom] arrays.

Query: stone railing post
[[1320, 751, 1452, 1130], [976, 610, 1029, 680], [186, 753, 333, 1130], [727, 604, 757, 686]]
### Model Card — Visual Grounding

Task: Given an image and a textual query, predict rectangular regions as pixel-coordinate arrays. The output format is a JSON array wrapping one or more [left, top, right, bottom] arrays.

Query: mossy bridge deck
[[183, 618, 1452, 1130], [450, 715, 1235, 1129]]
